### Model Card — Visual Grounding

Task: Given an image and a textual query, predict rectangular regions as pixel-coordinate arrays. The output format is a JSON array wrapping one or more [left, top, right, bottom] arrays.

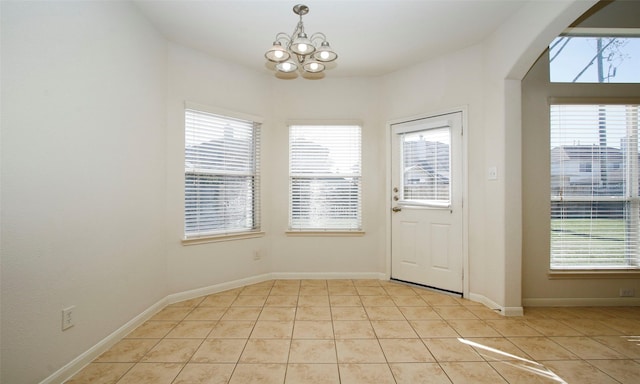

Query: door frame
[[385, 106, 469, 298]]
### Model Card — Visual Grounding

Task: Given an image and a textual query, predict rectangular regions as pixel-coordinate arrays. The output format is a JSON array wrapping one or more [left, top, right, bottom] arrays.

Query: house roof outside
[[551, 145, 624, 162]]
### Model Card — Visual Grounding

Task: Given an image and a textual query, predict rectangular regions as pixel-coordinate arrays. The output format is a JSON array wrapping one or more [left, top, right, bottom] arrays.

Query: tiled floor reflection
[[66, 279, 640, 383]]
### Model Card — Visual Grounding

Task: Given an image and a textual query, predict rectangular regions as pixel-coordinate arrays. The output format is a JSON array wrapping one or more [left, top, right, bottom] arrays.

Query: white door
[[391, 112, 463, 294]]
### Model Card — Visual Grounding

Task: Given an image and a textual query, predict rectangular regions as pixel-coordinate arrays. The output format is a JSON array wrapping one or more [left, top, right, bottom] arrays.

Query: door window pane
[[401, 127, 450, 204]]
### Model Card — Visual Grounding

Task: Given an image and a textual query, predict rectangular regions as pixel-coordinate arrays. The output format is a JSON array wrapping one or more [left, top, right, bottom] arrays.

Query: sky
[[550, 36, 640, 83], [549, 36, 639, 150]]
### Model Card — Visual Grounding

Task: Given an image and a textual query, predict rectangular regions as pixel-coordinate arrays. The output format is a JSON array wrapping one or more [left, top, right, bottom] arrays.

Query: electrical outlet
[[619, 288, 635, 297], [253, 250, 261, 261], [62, 306, 75, 331]]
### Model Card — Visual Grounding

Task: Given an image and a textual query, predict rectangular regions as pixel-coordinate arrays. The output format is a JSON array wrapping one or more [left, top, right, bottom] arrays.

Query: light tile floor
[[66, 279, 640, 384]]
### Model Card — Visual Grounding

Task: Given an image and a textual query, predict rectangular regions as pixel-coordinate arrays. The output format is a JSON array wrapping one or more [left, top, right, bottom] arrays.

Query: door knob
[[392, 206, 402, 212]]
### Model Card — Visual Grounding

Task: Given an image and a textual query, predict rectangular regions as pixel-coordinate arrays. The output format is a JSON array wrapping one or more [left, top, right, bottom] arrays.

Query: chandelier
[[264, 4, 338, 76]]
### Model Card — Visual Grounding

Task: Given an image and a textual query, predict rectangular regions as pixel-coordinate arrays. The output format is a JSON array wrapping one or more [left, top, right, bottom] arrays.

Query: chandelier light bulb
[[265, 41, 290, 62], [276, 59, 298, 73], [291, 32, 315, 55], [312, 41, 337, 62], [303, 60, 325, 73]]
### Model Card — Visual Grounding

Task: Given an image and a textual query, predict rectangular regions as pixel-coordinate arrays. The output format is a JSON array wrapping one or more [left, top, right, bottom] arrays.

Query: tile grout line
[[281, 280, 300, 384], [171, 295, 231, 384], [117, 303, 197, 384]]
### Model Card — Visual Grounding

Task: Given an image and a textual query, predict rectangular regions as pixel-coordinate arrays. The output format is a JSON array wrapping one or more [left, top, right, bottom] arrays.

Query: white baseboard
[[503, 306, 525, 316], [166, 273, 273, 304], [270, 271, 386, 281], [468, 293, 524, 317], [166, 272, 386, 304], [40, 297, 167, 384], [44, 271, 387, 384], [523, 297, 640, 307]]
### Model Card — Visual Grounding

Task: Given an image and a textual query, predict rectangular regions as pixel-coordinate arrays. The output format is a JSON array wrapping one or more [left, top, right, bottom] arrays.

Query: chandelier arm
[[310, 32, 327, 44], [274, 32, 292, 45]]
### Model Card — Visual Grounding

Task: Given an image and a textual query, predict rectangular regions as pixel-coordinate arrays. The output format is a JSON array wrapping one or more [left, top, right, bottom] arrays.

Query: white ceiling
[[133, 0, 531, 77]]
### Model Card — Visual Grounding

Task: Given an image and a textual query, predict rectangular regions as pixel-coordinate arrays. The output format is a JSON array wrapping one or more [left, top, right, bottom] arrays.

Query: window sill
[[285, 231, 365, 237], [548, 269, 640, 279], [182, 231, 265, 245]]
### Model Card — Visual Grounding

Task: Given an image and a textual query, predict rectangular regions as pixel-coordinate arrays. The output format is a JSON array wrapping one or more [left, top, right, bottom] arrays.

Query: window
[[579, 162, 592, 173], [549, 32, 640, 83], [550, 103, 640, 269], [289, 125, 362, 231], [184, 106, 261, 238], [401, 127, 450, 206]]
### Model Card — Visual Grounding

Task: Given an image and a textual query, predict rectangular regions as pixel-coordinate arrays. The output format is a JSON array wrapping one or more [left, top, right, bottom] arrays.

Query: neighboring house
[[550, 145, 625, 196], [185, 134, 257, 233], [290, 137, 360, 225], [550, 144, 630, 220], [403, 140, 450, 201]]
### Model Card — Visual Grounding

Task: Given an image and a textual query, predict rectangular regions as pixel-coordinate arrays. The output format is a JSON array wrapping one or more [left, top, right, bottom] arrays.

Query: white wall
[[165, 44, 273, 294], [165, 45, 387, 290], [381, 44, 490, 303], [476, 0, 596, 312], [267, 78, 386, 276], [522, 0, 640, 306], [0, 2, 168, 383], [381, 0, 596, 313], [0, 0, 605, 382]]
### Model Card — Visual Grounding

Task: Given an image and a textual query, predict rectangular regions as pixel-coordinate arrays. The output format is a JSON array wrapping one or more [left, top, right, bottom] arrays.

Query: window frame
[[287, 123, 364, 235], [182, 102, 263, 244]]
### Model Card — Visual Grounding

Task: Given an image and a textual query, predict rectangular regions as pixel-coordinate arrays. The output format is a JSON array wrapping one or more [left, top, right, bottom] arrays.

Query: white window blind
[[550, 104, 640, 269], [289, 125, 362, 231], [401, 127, 451, 205], [185, 108, 260, 238]]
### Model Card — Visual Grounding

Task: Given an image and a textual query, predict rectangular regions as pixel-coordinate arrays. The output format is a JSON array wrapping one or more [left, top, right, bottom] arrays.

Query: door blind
[[185, 108, 260, 237], [289, 125, 362, 231], [550, 104, 640, 269]]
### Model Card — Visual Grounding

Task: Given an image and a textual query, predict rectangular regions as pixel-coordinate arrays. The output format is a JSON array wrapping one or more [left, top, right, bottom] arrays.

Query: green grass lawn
[[551, 218, 632, 267]]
